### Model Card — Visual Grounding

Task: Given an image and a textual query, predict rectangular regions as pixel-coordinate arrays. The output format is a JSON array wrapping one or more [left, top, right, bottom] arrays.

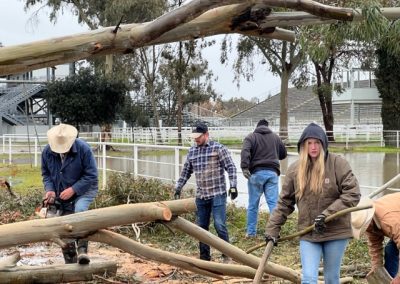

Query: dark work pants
[[195, 194, 229, 261]]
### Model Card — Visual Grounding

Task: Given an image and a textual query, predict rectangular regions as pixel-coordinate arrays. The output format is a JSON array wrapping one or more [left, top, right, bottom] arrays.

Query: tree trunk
[[167, 216, 302, 283], [279, 69, 289, 140], [314, 61, 335, 142], [89, 229, 257, 280], [176, 41, 184, 146], [5, 0, 349, 76], [0, 199, 195, 249], [0, 261, 117, 284]]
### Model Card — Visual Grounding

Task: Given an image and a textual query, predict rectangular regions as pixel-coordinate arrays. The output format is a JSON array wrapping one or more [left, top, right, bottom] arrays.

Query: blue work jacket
[[41, 138, 98, 197]]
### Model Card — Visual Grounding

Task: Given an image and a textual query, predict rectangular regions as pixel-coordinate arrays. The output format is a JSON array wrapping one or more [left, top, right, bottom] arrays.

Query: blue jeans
[[74, 191, 97, 213], [385, 239, 399, 277], [196, 194, 229, 261], [300, 239, 349, 284], [246, 170, 279, 236]]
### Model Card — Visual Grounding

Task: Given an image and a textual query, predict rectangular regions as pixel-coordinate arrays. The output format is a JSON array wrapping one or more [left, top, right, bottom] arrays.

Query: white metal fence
[[2, 135, 400, 210], [77, 126, 397, 149]]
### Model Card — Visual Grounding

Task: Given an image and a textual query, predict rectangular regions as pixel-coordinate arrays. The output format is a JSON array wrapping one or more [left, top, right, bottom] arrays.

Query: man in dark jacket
[[42, 123, 98, 265], [240, 119, 287, 237]]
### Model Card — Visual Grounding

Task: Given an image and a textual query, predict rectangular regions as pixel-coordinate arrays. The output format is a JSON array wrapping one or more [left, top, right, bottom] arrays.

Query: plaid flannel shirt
[[176, 140, 237, 199]]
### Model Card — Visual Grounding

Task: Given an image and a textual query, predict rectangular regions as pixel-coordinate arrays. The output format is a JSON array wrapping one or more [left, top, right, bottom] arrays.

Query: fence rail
[[1, 134, 399, 205]]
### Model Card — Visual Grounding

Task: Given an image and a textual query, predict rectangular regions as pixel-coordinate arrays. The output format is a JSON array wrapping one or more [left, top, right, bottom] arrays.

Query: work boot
[[62, 241, 77, 264], [77, 239, 90, 265]]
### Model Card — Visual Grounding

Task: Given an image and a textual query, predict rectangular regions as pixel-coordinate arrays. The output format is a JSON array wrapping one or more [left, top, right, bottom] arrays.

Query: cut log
[[0, 261, 117, 284], [0, 198, 195, 249]]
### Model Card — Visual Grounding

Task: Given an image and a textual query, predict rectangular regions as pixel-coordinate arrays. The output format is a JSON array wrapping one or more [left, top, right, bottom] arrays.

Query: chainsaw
[[36, 196, 63, 218]]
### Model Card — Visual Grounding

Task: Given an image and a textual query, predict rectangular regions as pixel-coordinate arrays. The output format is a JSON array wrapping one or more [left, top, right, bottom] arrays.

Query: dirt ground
[[0, 242, 260, 284]]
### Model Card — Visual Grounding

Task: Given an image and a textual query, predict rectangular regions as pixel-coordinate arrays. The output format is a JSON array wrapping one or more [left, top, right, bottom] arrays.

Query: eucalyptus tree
[[158, 42, 217, 127], [300, 0, 391, 141], [222, 29, 305, 138]]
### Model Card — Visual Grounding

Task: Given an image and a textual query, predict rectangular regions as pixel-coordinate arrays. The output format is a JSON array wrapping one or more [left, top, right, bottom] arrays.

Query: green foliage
[[24, 0, 168, 28], [120, 98, 150, 127], [45, 67, 128, 128], [96, 172, 174, 206], [0, 187, 43, 222], [157, 40, 218, 126], [375, 46, 400, 139]]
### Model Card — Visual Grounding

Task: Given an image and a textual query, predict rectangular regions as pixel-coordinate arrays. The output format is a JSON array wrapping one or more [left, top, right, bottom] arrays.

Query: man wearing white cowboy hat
[[351, 193, 400, 283], [42, 123, 98, 265]]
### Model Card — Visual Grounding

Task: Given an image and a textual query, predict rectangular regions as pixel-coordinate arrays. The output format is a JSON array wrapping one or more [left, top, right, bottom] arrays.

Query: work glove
[[228, 187, 238, 200], [174, 189, 181, 200], [314, 214, 326, 234], [242, 168, 251, 179], [265, 234, 278, 246]]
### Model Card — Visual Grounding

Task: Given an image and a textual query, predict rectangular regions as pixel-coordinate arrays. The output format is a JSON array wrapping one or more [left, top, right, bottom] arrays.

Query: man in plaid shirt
[[174, 122, 237, 263]]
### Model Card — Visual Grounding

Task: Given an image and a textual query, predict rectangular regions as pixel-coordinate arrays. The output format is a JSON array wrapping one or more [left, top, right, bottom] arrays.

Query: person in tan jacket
[[265, 123, 361, 284], [351, 193, 400, 284]]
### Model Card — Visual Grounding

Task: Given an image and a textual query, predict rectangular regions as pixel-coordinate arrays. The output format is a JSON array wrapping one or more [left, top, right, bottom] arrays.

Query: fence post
[[345, 130, 349, 150], [133, 145, 138, 176], [2, 135, 4, 154], [102, 143, 107, 190], [8, 136, 12, 165], [34, 138, 38, 167], [397, 131, 399, 148], [175, 147, 180, 182]]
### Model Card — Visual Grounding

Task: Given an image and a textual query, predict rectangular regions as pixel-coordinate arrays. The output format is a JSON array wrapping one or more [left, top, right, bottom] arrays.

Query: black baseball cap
[[190, 122, 208, 138]]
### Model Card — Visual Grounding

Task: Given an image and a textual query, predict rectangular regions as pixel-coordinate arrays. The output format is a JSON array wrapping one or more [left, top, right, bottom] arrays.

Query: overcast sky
[[0, 1, 281, 101]]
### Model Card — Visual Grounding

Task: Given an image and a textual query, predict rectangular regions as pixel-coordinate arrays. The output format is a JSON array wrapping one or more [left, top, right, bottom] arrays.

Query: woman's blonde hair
[[296, 139, 325, 200]]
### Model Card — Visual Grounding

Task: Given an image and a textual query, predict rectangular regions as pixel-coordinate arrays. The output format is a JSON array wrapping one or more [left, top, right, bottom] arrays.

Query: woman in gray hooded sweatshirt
[[265, 123, 360, 284]]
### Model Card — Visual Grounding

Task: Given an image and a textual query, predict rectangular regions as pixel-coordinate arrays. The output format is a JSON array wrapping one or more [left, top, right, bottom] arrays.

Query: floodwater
[[104, 151, 400, 210]]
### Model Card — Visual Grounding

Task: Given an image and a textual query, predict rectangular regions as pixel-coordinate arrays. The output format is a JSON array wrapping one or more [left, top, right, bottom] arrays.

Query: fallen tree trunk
[[0, 198, 195, 249], [166, 216, 302, 283], [2, 0, 390, 77], [89, 229, 257, 280], [0, 2, 293, 76], [0, 261, 117, 284]]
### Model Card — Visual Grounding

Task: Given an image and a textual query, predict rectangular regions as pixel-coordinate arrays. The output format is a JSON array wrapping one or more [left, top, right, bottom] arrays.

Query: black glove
[[242, 168, 251, 179], [265, 234, 278, 246], [228, 187, 238, 200], [314, 214, 326, 234], [174, 189, 181, 200]]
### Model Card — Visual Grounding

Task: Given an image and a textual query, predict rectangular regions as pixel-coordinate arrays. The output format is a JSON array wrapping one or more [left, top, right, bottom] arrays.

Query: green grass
[[0, 163, 42, 193]]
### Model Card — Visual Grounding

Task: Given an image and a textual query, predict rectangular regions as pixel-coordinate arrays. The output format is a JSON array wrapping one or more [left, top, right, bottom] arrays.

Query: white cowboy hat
[[47, 123, 78, 153], [351, 198, 375, 240]]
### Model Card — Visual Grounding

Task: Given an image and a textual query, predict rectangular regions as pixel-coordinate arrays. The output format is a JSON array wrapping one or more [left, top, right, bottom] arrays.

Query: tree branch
[[246, 204, 373, 254]]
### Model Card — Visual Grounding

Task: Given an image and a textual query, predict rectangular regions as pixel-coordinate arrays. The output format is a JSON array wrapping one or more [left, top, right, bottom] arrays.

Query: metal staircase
[[0, 84, 45, 125]]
